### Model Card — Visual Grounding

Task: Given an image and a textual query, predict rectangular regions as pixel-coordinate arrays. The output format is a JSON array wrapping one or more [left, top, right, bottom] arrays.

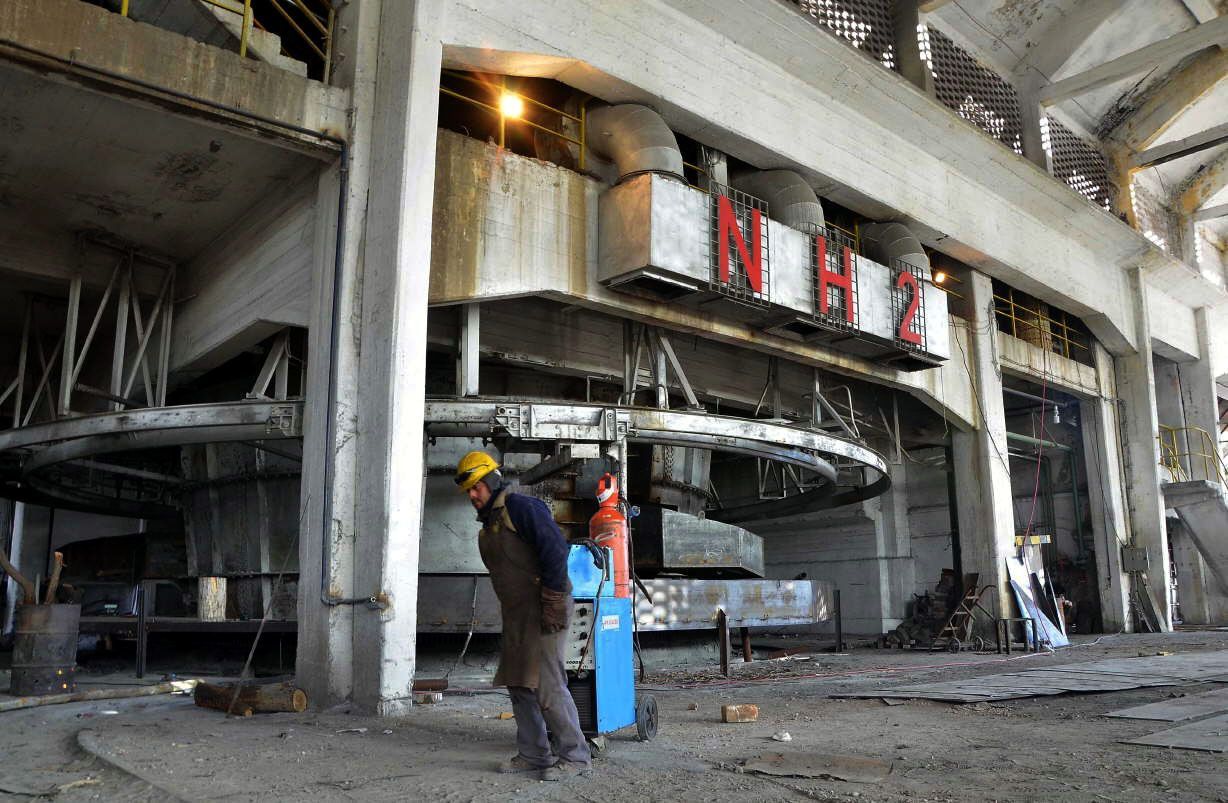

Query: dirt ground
[[3, 630, 1228, 802]]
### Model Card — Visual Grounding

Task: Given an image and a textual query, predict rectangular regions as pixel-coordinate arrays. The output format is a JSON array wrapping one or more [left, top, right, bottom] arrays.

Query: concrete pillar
[[1169, 516, 1211, 625], [1079, 343, 1130, 632], [950, 271, 1015, 619], [1153, 357, 1190, 480], [1178, 307, 1221, 482], [1114, 269, 1172, 629], [892, 1, 935, 98], [1016, 79, 1052, 173], [1, 500, 20, 636], [297, 0, 442, 714], [870, 460, 914, 630]]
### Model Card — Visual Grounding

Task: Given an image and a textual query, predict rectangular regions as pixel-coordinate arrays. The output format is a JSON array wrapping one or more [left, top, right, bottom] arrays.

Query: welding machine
[[564, 544, 658, 742]]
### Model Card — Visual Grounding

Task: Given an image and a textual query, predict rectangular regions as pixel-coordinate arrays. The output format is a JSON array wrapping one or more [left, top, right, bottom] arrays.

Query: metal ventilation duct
[[730, 170, 824, 230], [586, 104, 684, 180], [859, 222, 929, 270]]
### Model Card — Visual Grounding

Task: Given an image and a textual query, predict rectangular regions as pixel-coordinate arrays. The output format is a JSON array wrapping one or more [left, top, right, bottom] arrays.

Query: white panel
[[856, 256, 895, 343], [770, 221, 812, 315], [648, 174, 710, 282], [924, 282, 952, 360]]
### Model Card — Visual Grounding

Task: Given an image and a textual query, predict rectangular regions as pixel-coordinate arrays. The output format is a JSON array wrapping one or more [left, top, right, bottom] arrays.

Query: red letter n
[[816, 236, 855, 323], [717, 195, 763, 294]]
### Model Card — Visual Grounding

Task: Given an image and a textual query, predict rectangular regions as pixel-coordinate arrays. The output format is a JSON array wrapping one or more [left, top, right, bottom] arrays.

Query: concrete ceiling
[[0, 60, 318, 262], [930, 0, 1228, 239]]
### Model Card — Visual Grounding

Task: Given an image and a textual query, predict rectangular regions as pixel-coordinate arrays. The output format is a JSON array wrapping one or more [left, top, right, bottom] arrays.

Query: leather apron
[[478, 490, 543, 689]]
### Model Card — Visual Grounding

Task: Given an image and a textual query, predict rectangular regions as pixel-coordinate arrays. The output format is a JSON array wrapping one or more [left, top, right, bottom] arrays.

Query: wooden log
[[43, 552, 64, 605], [198, 576, 227, 621], [0, 545, 35, 605], [193, 681, 308, 716]]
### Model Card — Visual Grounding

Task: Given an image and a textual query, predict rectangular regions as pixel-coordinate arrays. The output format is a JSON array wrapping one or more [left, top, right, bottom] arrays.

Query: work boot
[[497, 754, 544, 775], [549, 760, 593, 780]]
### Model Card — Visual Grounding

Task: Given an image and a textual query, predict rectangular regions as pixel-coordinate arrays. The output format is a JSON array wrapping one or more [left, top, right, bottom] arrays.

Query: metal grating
[[891, 259, 927, 352], [793, 0, 898, 71], [1044, 116, 1114, 212], [926, 26, 1023, 155], [709, 183, 771, 309], [811, 224, 859, 333]]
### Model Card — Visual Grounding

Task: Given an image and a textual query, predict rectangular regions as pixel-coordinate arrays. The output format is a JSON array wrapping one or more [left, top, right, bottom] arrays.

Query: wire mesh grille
[[709, 183, 771, 309], [793, 0, 898, 71], [811, 224, 859, 333], [1130, 178, 1178, 255], [1044, 116, 1114, 212], [926, 26, 1023, 155], [891, 259, 927, 352]]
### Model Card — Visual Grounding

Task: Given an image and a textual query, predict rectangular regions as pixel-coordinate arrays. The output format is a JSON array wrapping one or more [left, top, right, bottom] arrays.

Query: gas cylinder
[[590, 473, 630, 599]]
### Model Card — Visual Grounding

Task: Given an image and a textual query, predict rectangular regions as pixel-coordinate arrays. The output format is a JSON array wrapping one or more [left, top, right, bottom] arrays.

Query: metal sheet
[[1108, 688, 1228, 721], [634, 578, 831, 630], [416, 575, 832, 633], [837, 651, 1228, 702], [1125, 712, 1228, 752]]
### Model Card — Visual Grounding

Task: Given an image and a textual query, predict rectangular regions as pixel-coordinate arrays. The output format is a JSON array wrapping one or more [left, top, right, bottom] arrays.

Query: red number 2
[[896, 271, 923, 345]]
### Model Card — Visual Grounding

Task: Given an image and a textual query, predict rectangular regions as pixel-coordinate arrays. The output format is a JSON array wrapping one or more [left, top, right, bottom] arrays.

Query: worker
[[455, 451, 592, 782]]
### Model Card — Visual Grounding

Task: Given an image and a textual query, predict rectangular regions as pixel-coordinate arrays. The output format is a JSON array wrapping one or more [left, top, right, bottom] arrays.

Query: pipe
[[1003, 386, 1060, 408], [0, 39, 369, 608], [730, 170, 824, 230], [859, 221, 929, 271], [585, 104, 683, 180], [1005, 431, 1072, 452]]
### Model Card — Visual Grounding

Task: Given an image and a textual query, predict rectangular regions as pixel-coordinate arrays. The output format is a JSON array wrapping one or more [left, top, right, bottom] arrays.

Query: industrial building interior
[[3, 0, 1228, 799]]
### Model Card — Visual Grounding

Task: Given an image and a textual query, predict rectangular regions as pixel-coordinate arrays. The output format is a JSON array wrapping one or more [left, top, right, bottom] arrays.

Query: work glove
[[540, 586, 569, 634]]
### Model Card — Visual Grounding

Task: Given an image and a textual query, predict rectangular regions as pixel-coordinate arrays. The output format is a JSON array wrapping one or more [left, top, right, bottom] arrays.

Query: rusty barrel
[[11, 603, 80, 696]]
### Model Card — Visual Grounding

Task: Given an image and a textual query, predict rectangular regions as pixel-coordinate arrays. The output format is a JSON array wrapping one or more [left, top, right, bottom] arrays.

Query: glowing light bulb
[[499, 93, 524, 119], [933, 271, 947, 285]]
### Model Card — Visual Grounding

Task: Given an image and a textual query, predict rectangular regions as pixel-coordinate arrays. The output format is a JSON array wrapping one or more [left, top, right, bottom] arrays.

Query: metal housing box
[[598, 172, 709, 298]]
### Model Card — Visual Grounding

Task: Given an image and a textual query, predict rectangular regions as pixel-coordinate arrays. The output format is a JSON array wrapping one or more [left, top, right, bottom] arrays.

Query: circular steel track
[[0, 399, 889, 516]]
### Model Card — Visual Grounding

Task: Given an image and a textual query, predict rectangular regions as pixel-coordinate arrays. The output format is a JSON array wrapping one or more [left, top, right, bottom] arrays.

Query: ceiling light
[[499, 93, 525, 119]]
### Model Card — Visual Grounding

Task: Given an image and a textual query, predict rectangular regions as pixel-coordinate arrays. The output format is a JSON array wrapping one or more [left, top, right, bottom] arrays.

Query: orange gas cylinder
[[590, 473, 630, 599]]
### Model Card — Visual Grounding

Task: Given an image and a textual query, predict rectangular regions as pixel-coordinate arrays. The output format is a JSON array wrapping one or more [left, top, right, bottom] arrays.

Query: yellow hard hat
[[455, 451, 500, 491]]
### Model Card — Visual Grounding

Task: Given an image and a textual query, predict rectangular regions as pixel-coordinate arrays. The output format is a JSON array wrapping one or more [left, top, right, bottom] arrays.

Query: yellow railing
[[1158, 424, 1228, 485], [993, 288, 1087, 360], [118, 0, 335, 82]]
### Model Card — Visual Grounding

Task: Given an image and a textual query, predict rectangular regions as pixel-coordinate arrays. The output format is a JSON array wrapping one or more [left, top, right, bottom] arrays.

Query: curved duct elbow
[[730, 170, 824, 230], [586, 104, 684, 181], [859, 222, 929, 271]]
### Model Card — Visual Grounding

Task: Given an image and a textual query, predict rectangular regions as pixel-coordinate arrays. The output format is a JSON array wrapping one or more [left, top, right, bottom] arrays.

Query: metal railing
[[439, 70, 588, 167], [1158, 425, 1228, 485], [993, 288, 1088, 360], [117, 0, 335, 83]]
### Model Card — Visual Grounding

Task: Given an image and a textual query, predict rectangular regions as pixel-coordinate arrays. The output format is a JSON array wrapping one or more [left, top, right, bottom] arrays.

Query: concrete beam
[[1108, 49, 1228, 151], [1177, 149, 1228, 217], [1039, 16, 1228, 104], [893, 0, 935, 98], [917, 0, 953, 11], [1130, 122, 1228, 169], [1194, 202, 1228, 222], [1180, 0, 1220, 25], [0, 0, 348, 145], [1014, 0, 1122, 80]]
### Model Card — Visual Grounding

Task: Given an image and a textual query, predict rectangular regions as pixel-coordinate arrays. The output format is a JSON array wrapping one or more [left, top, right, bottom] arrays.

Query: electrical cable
[[442, 575, 480, 682]]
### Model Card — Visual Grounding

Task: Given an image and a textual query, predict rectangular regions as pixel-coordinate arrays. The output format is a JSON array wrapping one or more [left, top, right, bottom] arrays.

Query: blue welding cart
[[565, 545, 658, 742]]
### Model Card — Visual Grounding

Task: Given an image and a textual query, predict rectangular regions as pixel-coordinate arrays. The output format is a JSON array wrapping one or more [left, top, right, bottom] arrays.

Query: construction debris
[[741, 752, 892, 782], [722, 704, 759, 723]]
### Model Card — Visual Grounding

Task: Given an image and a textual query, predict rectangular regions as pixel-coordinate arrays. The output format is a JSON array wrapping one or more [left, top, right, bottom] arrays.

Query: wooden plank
[[1108, 687, 1228, 721]]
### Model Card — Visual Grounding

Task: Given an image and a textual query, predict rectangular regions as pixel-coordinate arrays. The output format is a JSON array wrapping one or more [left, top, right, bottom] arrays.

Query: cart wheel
[[947, 638, 961, 654], [974, 636, 986, 652], [636, 695, 659, 741]]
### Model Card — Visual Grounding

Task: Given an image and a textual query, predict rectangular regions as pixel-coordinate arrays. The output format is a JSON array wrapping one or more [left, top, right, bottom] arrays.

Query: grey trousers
[[507, 630, 591, 768]]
